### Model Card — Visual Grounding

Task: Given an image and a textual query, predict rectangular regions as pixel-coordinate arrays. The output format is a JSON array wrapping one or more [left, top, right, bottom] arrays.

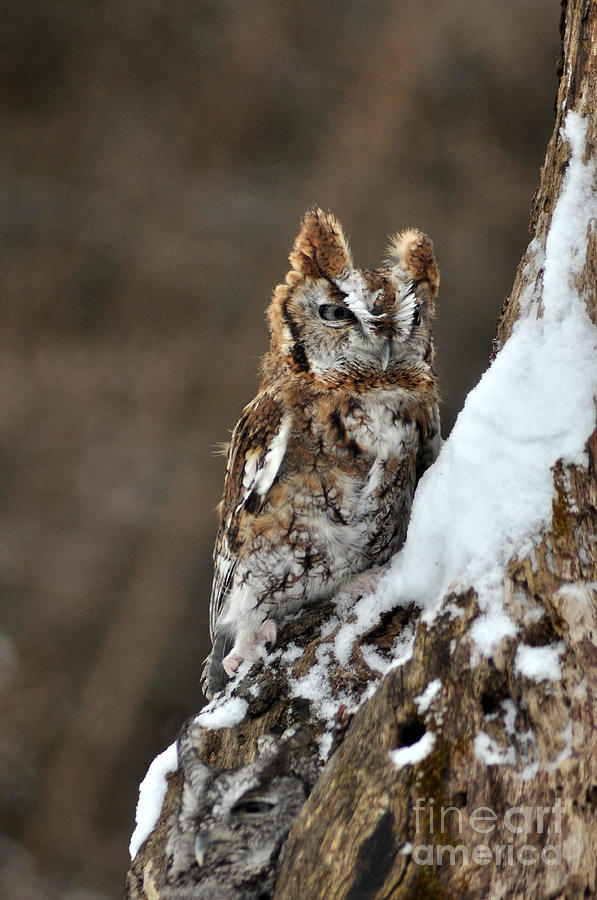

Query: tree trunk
[[126, 1, 597, 896]]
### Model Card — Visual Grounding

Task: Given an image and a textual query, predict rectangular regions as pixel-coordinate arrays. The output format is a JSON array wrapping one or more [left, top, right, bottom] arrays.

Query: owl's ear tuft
[[177, 719, 213, 795], [387, 229, 439, 297], [288, 208, 353, 281]]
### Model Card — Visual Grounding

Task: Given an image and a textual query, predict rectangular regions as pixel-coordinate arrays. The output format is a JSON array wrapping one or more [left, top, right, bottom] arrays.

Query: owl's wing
[[209, 392, 292, 638], [416, 402, 441, 480]]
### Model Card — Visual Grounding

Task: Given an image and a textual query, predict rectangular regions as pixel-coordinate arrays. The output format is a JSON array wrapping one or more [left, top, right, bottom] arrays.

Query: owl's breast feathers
[[210, 369, 437, 623]]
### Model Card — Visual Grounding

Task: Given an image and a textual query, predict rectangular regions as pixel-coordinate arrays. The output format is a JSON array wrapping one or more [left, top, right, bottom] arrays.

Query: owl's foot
[[346, 565, 385, 599], [222, 619, 278, 678], [260, 618, 277, 645]]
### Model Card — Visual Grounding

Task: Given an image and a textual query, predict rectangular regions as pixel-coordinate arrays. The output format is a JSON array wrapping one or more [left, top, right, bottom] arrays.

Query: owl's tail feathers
[[201, 630, 233, 700]]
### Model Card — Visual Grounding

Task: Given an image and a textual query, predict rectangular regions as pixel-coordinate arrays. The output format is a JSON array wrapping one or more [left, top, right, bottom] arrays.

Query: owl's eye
[[318, 303, 355, 325], [413, 306, 421, 327], [232, 798, 276, 816]]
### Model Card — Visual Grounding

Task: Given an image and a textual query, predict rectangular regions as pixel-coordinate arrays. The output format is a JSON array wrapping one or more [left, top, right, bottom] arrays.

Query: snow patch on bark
[[196, 695, 248, 729], [515, 642, 565, 682], [129, 741, 178, 860], [474, 732, 516, 767], [389, 731, 436, 768], [414, 679, 442, 713]]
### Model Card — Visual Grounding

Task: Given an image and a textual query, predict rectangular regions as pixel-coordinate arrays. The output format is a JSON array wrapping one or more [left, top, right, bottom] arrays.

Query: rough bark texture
[[126, 1, 597, 896]]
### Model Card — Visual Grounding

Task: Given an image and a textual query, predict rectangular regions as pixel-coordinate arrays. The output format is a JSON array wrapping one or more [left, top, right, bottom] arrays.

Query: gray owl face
[[164, 726, 315, 898], [267, 211, 439, 383], [194, 773, 307, 882], [283, 270, 428, 379]]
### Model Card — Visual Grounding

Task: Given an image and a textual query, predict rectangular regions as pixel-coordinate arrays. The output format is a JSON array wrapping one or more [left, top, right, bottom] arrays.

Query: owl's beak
[[195, 834, 207, 867], [380, 339, 392, 370]]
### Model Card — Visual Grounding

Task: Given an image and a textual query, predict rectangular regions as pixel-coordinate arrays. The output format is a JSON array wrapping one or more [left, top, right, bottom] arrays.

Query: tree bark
[[126, 1, 597, 896]]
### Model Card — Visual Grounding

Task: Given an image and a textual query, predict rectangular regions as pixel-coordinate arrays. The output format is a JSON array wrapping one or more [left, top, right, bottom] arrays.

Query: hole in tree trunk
[[395, 717, 426, 748]]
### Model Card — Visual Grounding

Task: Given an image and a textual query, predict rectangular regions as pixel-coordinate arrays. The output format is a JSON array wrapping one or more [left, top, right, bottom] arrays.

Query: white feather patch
[[334, 271, 378, 324], [241, 413, 292, 504], [392, 277, 417, 334], [242, 451, 259, 497]]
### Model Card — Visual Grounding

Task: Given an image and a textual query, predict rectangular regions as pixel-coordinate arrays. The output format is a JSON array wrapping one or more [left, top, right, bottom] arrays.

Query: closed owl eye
[[413, 305, 421, 327], [318, 303, 356, 325], [231, 797, 276, 816]]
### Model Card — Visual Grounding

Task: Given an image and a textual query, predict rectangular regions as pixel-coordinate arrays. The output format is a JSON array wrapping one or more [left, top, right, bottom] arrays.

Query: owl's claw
[[222, 646, 256, 677], [222, 620, 278, 678], [346, 565, 385, 600], [259, 618, 277, 646]]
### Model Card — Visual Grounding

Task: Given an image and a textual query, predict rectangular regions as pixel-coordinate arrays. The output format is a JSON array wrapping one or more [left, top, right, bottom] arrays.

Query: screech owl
[[202, 208, 440, 697], [159, 725, 316, 899]]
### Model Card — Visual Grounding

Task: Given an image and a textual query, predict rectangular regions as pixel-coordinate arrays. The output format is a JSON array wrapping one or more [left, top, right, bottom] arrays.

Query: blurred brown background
[[1, 1, 559, 897]]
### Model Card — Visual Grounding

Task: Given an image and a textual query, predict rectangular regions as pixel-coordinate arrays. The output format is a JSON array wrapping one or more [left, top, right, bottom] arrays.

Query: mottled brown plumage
[[202, 209, 440, 697]]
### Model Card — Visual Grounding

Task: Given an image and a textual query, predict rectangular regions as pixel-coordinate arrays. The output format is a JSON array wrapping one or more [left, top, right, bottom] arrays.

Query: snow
[[386, 623, 416, 669], [196, 695, 248, 729], [414, 679, 441, 713], [474, 732, 516, 767], [469, 611, 518, 657], [359, 642, 389, 674], [514, 642, 565, 682], [389, 731, 436, 768], [288, 642, 351, 759], [289, 644, 336, 716], [280, 642, 303, 664], [540, 112, 596, 320], [129, 741, 178, 860]]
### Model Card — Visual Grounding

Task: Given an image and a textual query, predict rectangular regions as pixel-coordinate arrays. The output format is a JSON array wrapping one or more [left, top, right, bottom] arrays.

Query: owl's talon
[[222, 650, 253, 677], [259, 619, 277, 646], [222, 653, 241, 677], [221, 621, 276, 679], [222, 639, 262, 678], [347, 565, 385, 600]]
